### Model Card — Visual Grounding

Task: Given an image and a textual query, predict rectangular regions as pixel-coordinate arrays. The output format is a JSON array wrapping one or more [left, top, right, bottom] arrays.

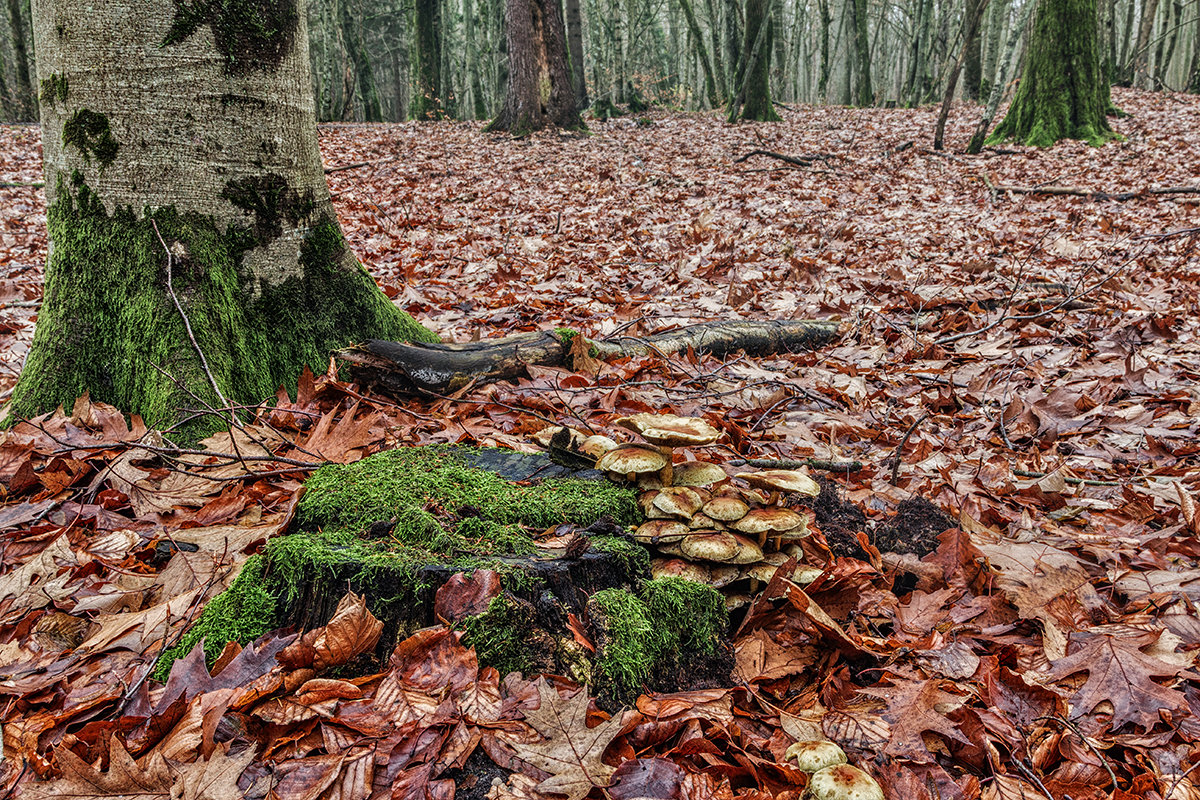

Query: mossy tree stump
[[159, 446, 732, 703]]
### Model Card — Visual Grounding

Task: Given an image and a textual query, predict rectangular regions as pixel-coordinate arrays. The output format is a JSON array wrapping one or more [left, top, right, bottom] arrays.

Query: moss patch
[[459, 594, 551, 677], [220, 173, 315, 244], [163, 0, 300, 75], [40, 74, 68, 105], [62, 110, 118, 168], [6, 175, 434, 435]]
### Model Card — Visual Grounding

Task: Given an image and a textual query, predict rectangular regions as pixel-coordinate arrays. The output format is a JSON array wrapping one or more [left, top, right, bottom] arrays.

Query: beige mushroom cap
[[681, 532, 764, 564], [785, 740, 848, 774], [596, 443, 668, 475], [689, 512, 723, 530], [804, 765, 884, 800], [673, 461, 728, 487], [634, 520, 689, 544], [533, 425, 585, 448], [580, 435, 619, 459], [703, 495, 750, 522], [732, 507, 806, 535], [741, 469, 821, 497], [616, 413, 722, 447], [725, 593, 752, 610], [651, 558, 710, 583], [652, 487, 705, 519], [708, 564, 741, 588]]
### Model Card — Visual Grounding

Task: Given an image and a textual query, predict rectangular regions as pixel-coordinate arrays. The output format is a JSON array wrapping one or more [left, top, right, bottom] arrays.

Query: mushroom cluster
[[785, 740, 885, 800], [535, 413, 825, 609]]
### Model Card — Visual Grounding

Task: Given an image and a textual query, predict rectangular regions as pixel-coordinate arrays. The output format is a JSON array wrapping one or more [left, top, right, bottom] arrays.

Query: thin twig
[[1035, 716, 1118, 789], [1013, 468, 1120, 487], [889, 412, 929, 485]]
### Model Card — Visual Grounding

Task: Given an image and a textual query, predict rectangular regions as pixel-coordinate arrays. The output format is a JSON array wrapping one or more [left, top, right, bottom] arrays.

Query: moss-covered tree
[[486, 0, 584, 134], [986, 0, 1117, 147], [7, 0, 435, 432], [727, 0, 780, 121], [414, 0, 445, 118]]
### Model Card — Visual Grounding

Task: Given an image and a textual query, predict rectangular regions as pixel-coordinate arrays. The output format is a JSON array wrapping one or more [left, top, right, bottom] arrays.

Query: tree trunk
[[1131, 0, 1161, 86], [817, 0, 832, 98], [677, 0, 721, 106], [729, 0, 780, 120], [963, 0, 984, 99], [487, 0, 584, 133], [986, 0, 1116, 147], [9, 0, 436, 433], [414, 0, 445, 117], [340, 0, 383, 121], [565, 0, 590, 109], [6, 0, 35, 121], [1189, 10, 1200, 92], [849, 0, 872, 105], [934, 0, 990, 148], [979, 0, 1007, 96]]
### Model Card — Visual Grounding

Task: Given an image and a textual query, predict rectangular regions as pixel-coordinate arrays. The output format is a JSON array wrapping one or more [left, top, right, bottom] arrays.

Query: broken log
[[986, 181, 1200, 201], [337, 319, 841, 394]]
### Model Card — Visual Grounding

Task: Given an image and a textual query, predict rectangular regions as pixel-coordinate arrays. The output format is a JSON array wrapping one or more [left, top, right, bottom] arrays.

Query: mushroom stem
[[658, 446, 674, 486]]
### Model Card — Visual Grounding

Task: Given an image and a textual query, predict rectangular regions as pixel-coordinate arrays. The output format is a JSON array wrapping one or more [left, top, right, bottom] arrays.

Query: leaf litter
[[0, 89, 1199, 797]]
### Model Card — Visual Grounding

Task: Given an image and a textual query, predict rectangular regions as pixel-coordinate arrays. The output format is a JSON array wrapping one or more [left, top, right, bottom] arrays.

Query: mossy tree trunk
[[5, 0, 35, 121], [963, 0, 984, 100], [728, 0, 780, 121], [9, 0, 436, 433], [486, 0, 583, 134], [565, 0, 589, 110], [414, 0, 445, 118], [985, 0, 1117, 147]]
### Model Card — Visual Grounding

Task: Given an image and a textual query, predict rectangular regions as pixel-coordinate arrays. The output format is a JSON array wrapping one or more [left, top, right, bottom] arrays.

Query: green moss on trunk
[[6, 176, 434, 434], [163, 0, 300, 75], [62, 110, 118, 168], [986, 0, 1117, 147]]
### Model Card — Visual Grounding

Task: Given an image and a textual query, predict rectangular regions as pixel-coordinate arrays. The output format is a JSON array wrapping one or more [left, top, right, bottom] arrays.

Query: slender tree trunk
[[1131, 0, 1161, 85], [565, 0, 590, 108], [1189, 9, 1200, 91], [487, 0, 584, 132], [980, 0, 1008, 95], [11, 0, 434, 432], [340, 0, 383, 121], [1117, 0, 1136, 80], [966, 0, 1035, 151], [414, 0, 445, 117], [1155, 0, 1182, 86], [729, 0, 780, 119], [963, 0, 984, 98], [6, 0, 35, 121], [934, 0, 990, 147], [818, 0, 832, 98], [705, 0, 730, 97], [850, 0, 872, 104], [678, 0, 721, 105], [987, 0, 1116, 146]]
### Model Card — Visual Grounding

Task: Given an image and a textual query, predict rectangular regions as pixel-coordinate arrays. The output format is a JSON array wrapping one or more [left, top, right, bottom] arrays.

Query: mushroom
[[651, 558, 710, 583], [688, 512, 723, 530], [673, 461, 728, 487], [731, 507, 807, 547], [741, 469, 821, 497], [651, 486, 705, 519], [596, 443, 668, 483], [580, 435, 619, 460], [725, 593, 752, 610], [681, 532, 763, 564], [785, 741, 848, 774], [703, 495, 750, 523], [803, 764, 884, 800], [634, 520, 689, 544], [532, 425, 585, 449], [616, 413, 722, 485], [708, 564, 741, 588]]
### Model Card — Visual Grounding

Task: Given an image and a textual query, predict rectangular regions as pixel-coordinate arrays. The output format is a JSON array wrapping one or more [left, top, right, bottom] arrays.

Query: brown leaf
[[567, 333, 603, 376], [311, 591, 383, 670], [434, 569, 502, 623]]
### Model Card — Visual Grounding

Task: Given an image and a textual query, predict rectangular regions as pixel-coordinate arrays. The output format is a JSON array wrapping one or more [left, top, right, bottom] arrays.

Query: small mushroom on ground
[[681, 532, 763, 564], [533, 425, 585, 449], [596, 443, 668, 482], [784, 740, 848, 774], [651, 557, 710, 583], [579, 435, 619, 460], [634, 520, 689, 544], [725, 593, 752, 610], [732, 507, 807, 547], [672, 461, 728, 487], [703, 495, 750, 523], [803, 764, 884, 800], [741, 469, 821, 497], [708, 564, 741, 588], [616, 413, 722, 485], [652, 486, 705, 519]]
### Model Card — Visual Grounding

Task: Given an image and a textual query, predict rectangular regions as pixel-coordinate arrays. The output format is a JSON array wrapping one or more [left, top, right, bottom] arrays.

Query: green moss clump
[[152, 555, 277, 680], [554, 327, 578, 344], [40, 74, 68, 105], [163, 0, 300, 75], [590, 577, 728, 702], [62, 110, 118, 168], [459, 595, 545, 676], [295, 446, 639, 535], [589, 535, 651, 579], [6, 176, 434, 435]]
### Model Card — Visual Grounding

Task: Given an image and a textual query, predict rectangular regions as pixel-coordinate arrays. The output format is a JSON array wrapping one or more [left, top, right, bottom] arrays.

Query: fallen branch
[[1012, 468, 1119, 487], [323, 156, 397, 174], [988, 182, 1200, 201], [338, 319, 842, 394], [733, 150, 831, 168], [733, 457, 863, 473]]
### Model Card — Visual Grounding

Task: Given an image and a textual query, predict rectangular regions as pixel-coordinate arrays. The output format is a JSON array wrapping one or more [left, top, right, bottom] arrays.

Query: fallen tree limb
[[988, 182, 1200, 201], [337, 319, 842, 394], [732, 457, 863, 473], [734, 150, 832, 167]]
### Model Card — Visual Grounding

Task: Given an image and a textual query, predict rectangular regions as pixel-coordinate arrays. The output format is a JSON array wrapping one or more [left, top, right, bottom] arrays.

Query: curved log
[[336, 319, 841, 394]]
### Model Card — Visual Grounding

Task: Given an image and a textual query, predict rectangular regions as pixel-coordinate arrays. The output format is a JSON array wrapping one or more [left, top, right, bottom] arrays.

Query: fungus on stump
[[8, 0, 435, 432], [486, 0, 584, 135], [986, 0, 1117, 147]]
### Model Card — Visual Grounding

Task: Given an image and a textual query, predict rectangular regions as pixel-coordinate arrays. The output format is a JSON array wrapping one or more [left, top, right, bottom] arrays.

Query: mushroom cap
[[616, 413, 722, 447], [732, 507, 806, 535], [688, 512, 723, 530], [681, 532, 763, 564], [533, 425, 585, 448], [785, 741, 848, 774], [703, 495, 750, 522], [634, 520, 689, 544], [673, 461, 728, 487], [580, 435, 619, 459], [709, 564, 741, 588], [596, 443, 668, 475], [804, 764, 884, 800], [650, 558, 710, 583], [725, 593, 752, 610], [741, 469, 821, 497], [652, 486, 704, 519], [656, 540, 685, 557]]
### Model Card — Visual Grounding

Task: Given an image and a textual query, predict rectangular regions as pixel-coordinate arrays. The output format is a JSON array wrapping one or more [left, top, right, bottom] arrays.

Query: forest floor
[[0, 88, 1199, 799]]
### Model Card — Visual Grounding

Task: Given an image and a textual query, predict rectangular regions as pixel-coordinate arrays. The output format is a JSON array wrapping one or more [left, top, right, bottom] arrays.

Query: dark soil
[[790, 477, 869, 560], [446, 747, 512, 800], [873, 497, 954, 557]]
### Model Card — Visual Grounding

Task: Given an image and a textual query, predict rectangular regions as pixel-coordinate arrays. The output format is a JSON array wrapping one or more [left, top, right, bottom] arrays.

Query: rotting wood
[[733, 150, 833, 167], [987, 181, 1200, 201], [337, 319, 842, 394], [732, 457, 864, 472]]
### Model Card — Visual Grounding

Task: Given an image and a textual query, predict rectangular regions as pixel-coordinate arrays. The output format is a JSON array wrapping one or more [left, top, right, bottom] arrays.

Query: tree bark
[[414, 0, 445, 117], [6, 0, 35, 121], [487, 0, 583, 133], [565, 0, 589, 109], [1130, 0, 1161, 86], [678, 0, 721, 106], [986, 0, 1116, 147], [340, 0, 383, 121], [729, 0, 779, 120], [963, 0, 984, 99], [849, 0, 872, 105], [9, 0, 435, 433]]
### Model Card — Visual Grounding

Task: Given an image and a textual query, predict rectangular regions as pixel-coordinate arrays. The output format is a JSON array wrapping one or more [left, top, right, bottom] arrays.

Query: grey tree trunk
[[5, 0, 34, 121], [566, 0, 590, 108], [9, 0, 435, 433], [1131, 0, 1161, 85], [487, 0, 584, 132]]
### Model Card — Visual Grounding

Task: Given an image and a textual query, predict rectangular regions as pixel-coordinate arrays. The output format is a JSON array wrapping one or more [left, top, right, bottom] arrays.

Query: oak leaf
[[857, 677, 971, 763], [508, 678, 626, 800]]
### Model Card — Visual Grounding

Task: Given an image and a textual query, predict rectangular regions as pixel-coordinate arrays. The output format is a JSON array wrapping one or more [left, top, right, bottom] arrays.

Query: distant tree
[[7, 0, 435, 432], [487, 0, 583, 133], [414, 0, 445, 117], [5, 0, 34, 120], [727, 0, 779, 120], [986, 0, 1116, 146]]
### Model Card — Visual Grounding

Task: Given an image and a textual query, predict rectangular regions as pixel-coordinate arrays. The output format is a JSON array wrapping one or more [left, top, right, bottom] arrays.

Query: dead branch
[[989, 183, 1200, 201], [337, 319, 842, 395], [733, 457, 863, 472], [733, 150, 831, 167]]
